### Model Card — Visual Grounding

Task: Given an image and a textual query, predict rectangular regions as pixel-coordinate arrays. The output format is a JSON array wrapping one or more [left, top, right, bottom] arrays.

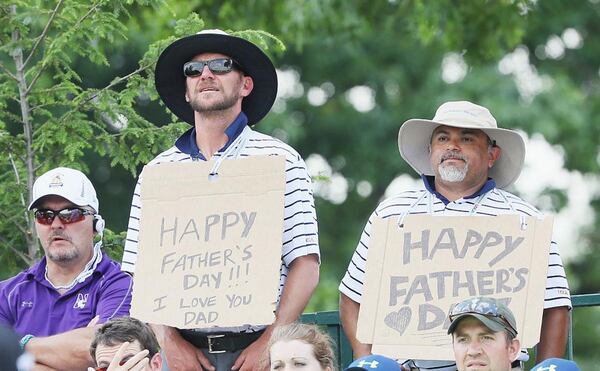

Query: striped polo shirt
[[340, 176, 571, 369], [122, 113, 320, 309]]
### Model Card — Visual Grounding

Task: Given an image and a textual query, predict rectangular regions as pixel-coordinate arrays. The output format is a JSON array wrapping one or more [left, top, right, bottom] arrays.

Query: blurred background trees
[[2, 0, 600, 366]]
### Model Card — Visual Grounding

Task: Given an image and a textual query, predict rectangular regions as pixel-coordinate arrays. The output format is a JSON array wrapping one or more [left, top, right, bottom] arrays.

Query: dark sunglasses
[[449, 298, 517, 335], [34, 207, 94, 225], [183, 58, 239, 77]]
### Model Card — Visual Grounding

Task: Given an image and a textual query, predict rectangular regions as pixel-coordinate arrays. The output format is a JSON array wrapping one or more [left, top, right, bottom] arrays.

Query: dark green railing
[[301, 293, 600, 369]]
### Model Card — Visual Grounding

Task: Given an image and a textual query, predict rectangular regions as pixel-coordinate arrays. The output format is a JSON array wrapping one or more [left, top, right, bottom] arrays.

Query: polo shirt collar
[[27, 252, 111, 291], [174, 111, 249, 160], [422, 175, 496, 205]]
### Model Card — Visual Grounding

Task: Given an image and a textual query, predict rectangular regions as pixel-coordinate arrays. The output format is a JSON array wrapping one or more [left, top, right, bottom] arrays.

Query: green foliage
[[0, 1, 291, 277]]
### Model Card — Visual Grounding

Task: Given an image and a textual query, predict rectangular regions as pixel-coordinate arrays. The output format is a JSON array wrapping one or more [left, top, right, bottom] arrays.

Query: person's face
[[429, 126, 500, 187], [34, 195, 94, 264], [184, 52, 253, 115], [270, 339, 330, 371], [94, 340, 161, 371], [452, 317, 520, 371]]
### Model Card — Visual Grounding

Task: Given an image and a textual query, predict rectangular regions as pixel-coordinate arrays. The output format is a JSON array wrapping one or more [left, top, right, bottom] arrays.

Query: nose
[[199, 65, 215, 79], [50, 214, 65, 229], [466, 340, 482, 356]]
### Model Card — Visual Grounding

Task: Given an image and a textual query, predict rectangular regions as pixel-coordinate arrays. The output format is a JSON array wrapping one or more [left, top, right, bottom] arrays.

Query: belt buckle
[[207, 334, 226, 354]]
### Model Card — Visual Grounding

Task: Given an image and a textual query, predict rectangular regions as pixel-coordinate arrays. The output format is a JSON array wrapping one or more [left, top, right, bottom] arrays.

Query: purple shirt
[[0, 252, 132, 337]]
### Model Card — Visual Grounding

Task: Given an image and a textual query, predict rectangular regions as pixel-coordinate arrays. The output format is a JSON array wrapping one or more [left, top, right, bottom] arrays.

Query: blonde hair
[[269, 322, 337, 371]]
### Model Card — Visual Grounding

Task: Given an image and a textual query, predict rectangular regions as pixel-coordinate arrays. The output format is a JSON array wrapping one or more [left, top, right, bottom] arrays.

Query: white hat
[[398, 101, 526, 189], [29, 167, 99, 212]]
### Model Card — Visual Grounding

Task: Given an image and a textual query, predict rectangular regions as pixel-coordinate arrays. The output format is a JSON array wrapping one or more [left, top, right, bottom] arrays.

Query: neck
[[45, 250, 94, 291], [194, 110, 240, 160], [434, 178, 487, 202]]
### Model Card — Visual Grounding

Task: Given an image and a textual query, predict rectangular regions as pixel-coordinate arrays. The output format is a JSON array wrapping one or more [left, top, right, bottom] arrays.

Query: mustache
[[48, 231, 71, 243], [440, 151, 467, 163]]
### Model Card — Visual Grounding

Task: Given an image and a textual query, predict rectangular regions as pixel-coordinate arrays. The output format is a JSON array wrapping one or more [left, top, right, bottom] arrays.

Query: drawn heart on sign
[[384, 306, 412, 335]]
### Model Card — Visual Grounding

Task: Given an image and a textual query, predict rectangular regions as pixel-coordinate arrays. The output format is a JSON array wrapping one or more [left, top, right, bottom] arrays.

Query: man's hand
[[87, 342, 150, 371], [231, 330, 270, 371], [151, 324, 214, 371]]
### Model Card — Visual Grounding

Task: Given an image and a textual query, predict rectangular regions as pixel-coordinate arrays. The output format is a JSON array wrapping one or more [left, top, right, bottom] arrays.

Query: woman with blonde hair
[[268, 322, 337, 371]]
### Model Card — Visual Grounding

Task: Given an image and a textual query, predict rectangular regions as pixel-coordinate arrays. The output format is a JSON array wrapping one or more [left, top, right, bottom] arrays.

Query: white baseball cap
[[28, 167, 99, 212]]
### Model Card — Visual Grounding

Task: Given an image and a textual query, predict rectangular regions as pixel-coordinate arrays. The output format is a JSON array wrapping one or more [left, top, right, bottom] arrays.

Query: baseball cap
[[344, 355, 402, 371], [28, 167, 99, 213], [531, 358, 581, 371], [447, 297, 518, 337]]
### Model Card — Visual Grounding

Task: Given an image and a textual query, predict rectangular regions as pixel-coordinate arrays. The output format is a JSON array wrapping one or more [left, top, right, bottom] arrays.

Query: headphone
[[93, 214, 105, 234]]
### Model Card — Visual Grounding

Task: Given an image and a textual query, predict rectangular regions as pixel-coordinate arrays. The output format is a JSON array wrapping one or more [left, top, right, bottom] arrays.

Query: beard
[[437, 151, 468, 182], [188, 77, 243, 114], [46, 233, 79, 262], [438, 163, 468, 182], [189, 91, 240, 113]]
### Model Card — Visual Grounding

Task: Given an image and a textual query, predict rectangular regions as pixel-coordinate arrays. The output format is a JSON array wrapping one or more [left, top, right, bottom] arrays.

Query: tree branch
[[0, 235, 33, 266], [0, 62, 18, 81], [82, 63, 153, 106], [22, 0, 64, 69]]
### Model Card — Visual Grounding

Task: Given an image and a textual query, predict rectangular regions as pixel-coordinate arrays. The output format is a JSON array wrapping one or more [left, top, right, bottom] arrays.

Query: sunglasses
[[183, 58, 239, 77], [34, 207, 94, 225], [449, 298, 517, 335]]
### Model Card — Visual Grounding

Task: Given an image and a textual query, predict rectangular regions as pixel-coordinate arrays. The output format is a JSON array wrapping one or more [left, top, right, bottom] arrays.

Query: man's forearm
[[536, 306, 569, 362], [26, 326, 96, 370], [340, 293, 371, 358], [273, 254, 319, 326]]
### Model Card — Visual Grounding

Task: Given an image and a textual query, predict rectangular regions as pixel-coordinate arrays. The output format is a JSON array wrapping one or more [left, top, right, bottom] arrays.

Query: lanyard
[[208, 125, 252, 180], [397, 189, 527, 230], [45, 239, 103, 291]]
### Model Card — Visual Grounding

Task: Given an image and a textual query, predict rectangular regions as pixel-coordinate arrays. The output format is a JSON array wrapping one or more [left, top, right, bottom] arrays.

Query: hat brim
[[155, 33, 277, 126], [398, 119, 526, 189], [447, 313, 510, 335]]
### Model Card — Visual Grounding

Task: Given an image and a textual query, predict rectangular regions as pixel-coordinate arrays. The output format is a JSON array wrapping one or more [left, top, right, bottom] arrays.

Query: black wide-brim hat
[[155, 29, 278, 126]]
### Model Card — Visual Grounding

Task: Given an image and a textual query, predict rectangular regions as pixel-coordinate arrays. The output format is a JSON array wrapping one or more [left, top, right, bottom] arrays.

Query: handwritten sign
[[130, 156, 285, 329], [357, 214, 553, 360]]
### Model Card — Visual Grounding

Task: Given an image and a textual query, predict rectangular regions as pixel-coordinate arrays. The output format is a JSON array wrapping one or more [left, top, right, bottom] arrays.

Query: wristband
[[19, 334, 34, 350]]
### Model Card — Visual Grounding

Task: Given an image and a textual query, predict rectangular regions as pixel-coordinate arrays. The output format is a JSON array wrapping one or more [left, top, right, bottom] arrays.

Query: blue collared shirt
[[174, 112, 249, 160], [421, 175, 497, 205]]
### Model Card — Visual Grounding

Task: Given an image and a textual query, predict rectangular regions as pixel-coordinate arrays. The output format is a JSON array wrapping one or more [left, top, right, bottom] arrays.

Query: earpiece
[[93, 214, 105, 234]]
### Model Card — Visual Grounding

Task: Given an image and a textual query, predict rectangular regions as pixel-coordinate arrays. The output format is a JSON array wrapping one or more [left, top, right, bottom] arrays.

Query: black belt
[[179, 329, 264, 353]]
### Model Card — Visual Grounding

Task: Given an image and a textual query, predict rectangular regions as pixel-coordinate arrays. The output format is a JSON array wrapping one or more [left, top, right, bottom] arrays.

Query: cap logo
[[49, 175, 64, 188], [535, 366, 557, 371], [357, 360, 380, 368]]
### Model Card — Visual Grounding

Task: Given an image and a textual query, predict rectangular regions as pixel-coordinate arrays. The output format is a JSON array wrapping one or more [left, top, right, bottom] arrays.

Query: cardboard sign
[[357, 214, 553, 360], [130, 156, 285, 329]]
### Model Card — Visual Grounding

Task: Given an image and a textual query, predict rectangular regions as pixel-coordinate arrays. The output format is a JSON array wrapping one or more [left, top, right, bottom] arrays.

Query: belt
[[179, 329, 264, 353]]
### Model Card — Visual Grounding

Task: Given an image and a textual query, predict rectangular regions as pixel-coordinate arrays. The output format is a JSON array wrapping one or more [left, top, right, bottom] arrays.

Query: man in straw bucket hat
[[339, 101, 571, 370], [121, 30, 319, 370]]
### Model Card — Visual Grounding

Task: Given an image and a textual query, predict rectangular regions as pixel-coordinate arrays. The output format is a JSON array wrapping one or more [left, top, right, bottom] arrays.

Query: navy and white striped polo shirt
[[340, 176, 570, 369], [122, 116, 320, 309]]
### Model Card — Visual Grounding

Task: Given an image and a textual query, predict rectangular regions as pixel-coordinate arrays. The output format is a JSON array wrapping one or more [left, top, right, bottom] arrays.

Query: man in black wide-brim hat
[[121, 29, 320, 371]]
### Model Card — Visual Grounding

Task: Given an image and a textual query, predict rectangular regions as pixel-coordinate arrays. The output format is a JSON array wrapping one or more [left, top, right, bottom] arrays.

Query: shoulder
[[0, 271, 31, 291], [95, 256, 133, 284], [490, 189, 543, 217], [374, 189, 428, 218], [244, 130, 303, 163], [147, 145, 190, 166]]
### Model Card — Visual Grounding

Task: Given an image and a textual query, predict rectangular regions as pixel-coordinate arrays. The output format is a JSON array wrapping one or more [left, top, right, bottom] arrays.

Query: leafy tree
[[0, 1, 280, 274]]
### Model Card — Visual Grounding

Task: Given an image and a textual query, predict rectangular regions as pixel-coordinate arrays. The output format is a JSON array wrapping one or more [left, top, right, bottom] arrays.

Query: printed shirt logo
[[73, 293, 89, 309], [49, 175, 64, 188], [21, 300, 33, 308]]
